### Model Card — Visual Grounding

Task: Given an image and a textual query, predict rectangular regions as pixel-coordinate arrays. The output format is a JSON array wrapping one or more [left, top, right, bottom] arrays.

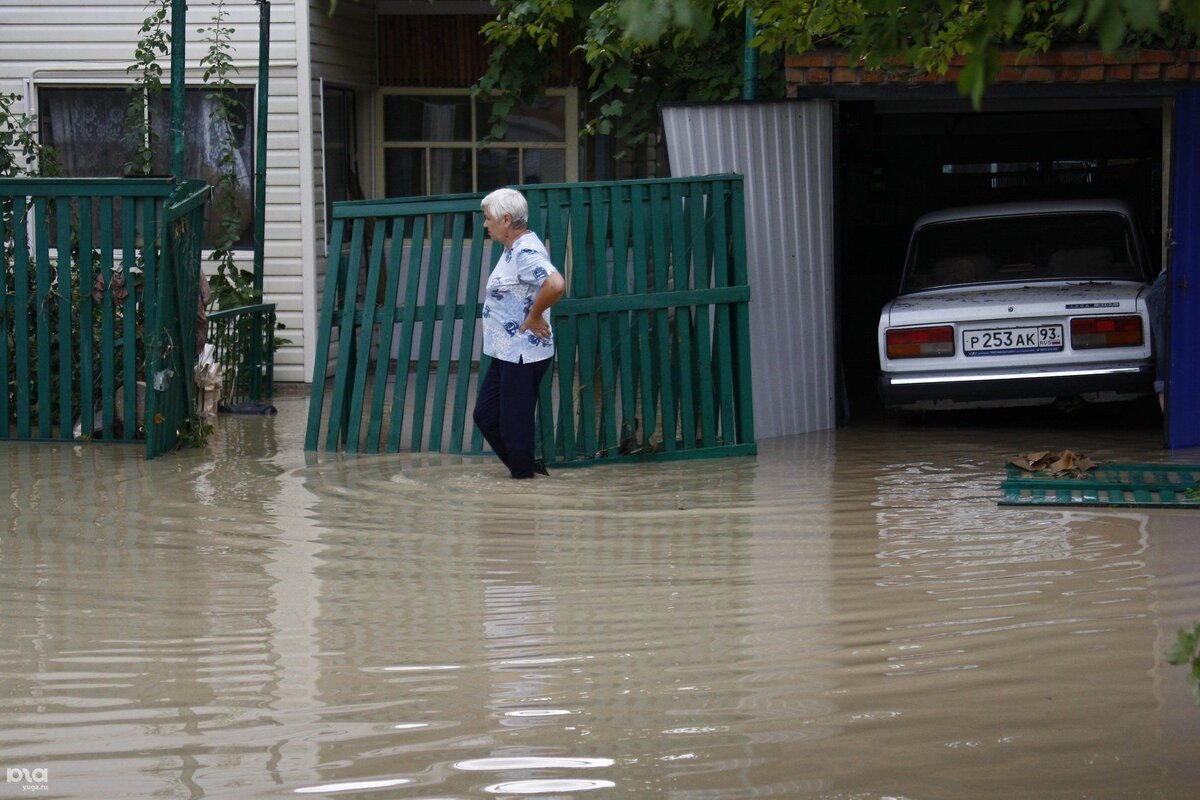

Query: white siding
[[0, 0, 309, 383], [663, 101, 837, 438]]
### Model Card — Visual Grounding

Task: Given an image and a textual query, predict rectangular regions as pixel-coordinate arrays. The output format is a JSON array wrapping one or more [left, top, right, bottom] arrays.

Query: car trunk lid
[[886, 281, 1145, 327]]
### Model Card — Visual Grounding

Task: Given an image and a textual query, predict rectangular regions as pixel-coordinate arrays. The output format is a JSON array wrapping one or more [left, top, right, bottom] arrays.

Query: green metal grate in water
[[999, 463, 1200, 508]]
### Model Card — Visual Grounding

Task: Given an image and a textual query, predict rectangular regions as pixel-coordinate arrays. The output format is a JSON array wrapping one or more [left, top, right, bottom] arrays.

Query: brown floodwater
[[2, 399, 1199, 799]]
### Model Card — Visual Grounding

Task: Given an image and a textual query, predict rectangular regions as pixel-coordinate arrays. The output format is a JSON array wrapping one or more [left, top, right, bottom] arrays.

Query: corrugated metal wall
[[663, 101, 836, 438]]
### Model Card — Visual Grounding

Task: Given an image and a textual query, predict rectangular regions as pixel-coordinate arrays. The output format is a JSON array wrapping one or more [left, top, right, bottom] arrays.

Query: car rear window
[[902, 212, 1145, 292]]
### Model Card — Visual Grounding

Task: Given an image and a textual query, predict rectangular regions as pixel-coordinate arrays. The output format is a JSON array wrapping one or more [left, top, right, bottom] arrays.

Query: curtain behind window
[[40, 88, 130, 177], [39, 87, 254, 247]]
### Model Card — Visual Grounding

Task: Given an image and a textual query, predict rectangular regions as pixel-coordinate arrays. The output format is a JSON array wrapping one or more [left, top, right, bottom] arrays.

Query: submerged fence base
[[305, 176, 756, 465], [1, 177, 208, 459], [205, 302, 276, 408]]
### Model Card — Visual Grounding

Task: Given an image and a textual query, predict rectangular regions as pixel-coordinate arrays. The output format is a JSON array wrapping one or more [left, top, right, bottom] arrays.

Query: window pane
[[905, 212, 1144, 292], [521, 149, 565, 185], [429, 149, 473, 195], [39, 88, 131, 176], [476, 148, 519, 192], [476, 95, 566, 143], [384, 96, 471, 142], [323, 87, 358, 211], [160, 89, 255, 246], [385, 148, 425, 197], [39, 86, 255, 248]]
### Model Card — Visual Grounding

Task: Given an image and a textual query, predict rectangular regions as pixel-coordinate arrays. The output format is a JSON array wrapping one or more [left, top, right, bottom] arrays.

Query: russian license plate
[[963, 324, 1063, 356]]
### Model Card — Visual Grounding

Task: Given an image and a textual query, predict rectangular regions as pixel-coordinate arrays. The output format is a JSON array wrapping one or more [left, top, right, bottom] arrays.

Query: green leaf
[[1005, 0, 1024, 29], [1124, 0, 1160, 32], [1167, 625, 1200, 666], [1098, 6, 1126, 52]]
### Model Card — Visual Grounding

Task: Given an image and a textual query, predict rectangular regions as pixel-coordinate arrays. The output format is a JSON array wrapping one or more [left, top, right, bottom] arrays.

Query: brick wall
[[786, 48, 1200, 95]]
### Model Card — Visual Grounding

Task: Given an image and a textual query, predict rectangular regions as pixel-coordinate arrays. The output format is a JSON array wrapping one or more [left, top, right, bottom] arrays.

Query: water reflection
[[0, 403, 1197, 798]]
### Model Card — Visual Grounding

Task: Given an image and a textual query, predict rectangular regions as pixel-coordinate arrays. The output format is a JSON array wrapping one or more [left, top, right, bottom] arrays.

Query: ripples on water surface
[[1, 400, 1199, 799]]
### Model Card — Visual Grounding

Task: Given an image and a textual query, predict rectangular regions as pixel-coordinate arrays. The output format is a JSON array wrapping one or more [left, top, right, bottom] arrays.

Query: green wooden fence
[[206, 302, 276, 406], [305, 175, 755, 465], [0, 177, 207, 458]]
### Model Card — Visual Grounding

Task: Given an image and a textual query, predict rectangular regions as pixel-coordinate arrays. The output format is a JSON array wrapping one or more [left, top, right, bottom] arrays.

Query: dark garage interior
[[835, 97, 1166, 423]]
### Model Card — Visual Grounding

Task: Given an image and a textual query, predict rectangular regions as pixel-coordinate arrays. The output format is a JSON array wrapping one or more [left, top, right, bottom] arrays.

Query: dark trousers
[[473, 357, 551, 478]]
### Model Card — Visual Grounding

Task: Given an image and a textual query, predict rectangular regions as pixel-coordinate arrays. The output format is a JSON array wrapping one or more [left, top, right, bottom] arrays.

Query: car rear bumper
[[879, 361, 1155, 409]]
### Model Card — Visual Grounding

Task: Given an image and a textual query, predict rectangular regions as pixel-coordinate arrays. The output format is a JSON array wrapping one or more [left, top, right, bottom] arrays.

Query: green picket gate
[[206, 302, 277, 406], [305, 175, 755, 465], [0, 177, 207, 459]]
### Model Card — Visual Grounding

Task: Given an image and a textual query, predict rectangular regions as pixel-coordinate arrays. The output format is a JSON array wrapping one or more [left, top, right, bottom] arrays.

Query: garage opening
[[836, 98, 1165, 423]]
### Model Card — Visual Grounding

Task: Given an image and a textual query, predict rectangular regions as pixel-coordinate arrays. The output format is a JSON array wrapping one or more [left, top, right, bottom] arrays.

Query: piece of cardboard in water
[[1007, 449, 1097, 478]]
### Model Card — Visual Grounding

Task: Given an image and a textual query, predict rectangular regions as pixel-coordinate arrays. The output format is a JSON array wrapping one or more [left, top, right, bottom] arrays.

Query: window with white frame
[[38, 85, 255, 247], [380, 89, 575, 197], [322, 85, 360, 238]]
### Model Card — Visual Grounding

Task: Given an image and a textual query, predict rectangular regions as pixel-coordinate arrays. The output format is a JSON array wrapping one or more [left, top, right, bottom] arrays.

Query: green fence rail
[[1000, 462, 1200, 508], [305, 175, 756, 465], [0, 177, 207, 458], [206, 302, 276, 407]]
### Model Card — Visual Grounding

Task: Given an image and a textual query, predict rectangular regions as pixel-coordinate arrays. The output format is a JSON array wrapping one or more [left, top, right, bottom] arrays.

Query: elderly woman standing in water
[[473, 188, 566, 478]]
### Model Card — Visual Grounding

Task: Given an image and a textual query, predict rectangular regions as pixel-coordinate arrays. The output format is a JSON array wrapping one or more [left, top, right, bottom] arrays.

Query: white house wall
[[663, 101, 837, 438], [0, 0, 309, 383]]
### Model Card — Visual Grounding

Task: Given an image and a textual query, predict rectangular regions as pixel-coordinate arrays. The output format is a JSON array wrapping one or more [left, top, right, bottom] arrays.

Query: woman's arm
[[520, 272, 565, 339]]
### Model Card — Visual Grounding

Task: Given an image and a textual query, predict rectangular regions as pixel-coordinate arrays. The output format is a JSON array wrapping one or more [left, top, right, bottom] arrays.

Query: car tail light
[[1070, 316, 1144, 349], [886, 326, 955, 358]]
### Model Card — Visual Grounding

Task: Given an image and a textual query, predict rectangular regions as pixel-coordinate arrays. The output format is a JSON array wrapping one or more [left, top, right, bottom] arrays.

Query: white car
[[877, 200, 1155, 411]]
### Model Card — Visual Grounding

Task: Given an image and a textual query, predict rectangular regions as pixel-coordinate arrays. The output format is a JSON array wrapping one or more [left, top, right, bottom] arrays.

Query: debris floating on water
[[1008, 450, 1096, 479]]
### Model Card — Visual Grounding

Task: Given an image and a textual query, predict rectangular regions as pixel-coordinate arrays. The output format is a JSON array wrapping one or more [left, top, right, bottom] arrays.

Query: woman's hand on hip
[[520, 314, 550, 341]]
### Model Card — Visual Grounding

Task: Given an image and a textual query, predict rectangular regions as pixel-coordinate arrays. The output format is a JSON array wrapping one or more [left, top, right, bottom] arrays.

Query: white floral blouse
[[481, 230, 559, 364]]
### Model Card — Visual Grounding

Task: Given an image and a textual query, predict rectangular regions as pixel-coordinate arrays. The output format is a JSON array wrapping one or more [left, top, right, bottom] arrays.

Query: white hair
[[481, 188, 528, 228]]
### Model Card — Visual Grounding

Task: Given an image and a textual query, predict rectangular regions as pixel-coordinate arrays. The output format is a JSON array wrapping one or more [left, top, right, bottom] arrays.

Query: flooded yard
[[2, 398, 1198, 799]]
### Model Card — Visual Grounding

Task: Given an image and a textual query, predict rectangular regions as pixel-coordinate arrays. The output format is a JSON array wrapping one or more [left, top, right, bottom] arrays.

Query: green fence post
[[730, 177, 755, 444], [365, 216, 408, 452], [710, 181, 737, 443], [33, 197, 54, 438], [669, 182, 696, 450], [323, 217, 366, 450], [450, 212, 486, 454], [0, 205, 10, 436], [409, 213, 447, 453], [304, 216, 345, 450], [688, 180, 717, 448], [386, 215, 427, 453], [77, 196, 95, 440], [98, 199, 116, 440], [649, 183, 675, 452], [590, 185, 618, 454], [609, 184, 637, 452], [54, 197, 75, 438], [429, 212, 467, 451], [121, 196, 138, 440], [629, 183, 655, 453], [12, 196, 31, 437], [570, 186, 597, 455], [345, 221, 387, 454]]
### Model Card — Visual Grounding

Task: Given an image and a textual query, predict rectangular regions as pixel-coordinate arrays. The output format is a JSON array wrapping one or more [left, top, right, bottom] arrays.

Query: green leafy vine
[[1167, 622, 1200, 705], [476, 1, 783, 157], [0, 92, 59, 178], [199, 0, 257, 310], [125, 0, 171, 176]]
